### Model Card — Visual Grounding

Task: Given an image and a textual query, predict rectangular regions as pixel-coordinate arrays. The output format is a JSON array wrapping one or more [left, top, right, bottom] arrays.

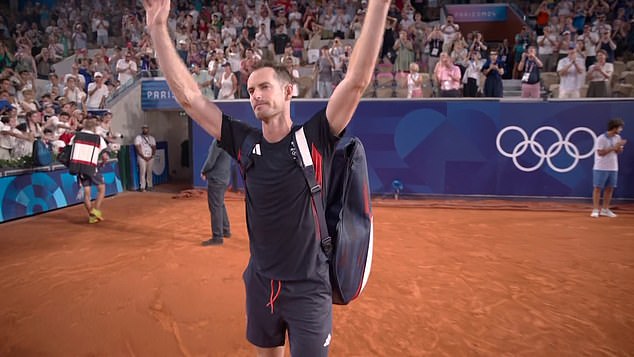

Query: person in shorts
[[143, 0, 390, 355], [591, 118, 626, 218], [73, 117, 109, 223]]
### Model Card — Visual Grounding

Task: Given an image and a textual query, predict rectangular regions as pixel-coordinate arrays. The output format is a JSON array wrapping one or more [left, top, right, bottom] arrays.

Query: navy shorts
[[78, 170, 105, 187], [243, 262, 332, 356]]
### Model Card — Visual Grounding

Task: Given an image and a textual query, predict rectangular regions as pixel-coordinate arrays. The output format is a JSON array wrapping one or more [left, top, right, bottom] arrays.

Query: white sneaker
[[590, 209, 599, 218], [600, 208, 617, 218]]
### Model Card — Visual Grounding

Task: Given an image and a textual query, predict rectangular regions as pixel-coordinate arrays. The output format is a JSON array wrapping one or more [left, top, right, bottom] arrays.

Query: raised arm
[[143, 0, 222, 139], [325, 0, 390, 136]]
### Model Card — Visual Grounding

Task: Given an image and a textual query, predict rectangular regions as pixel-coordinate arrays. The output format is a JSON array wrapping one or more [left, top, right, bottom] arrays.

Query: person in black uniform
[[143, 0, 390, 355], [200, 138, 232, 246]]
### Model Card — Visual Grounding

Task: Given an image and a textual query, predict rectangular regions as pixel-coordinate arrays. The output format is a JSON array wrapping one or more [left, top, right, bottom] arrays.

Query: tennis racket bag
[[239, 127, 374, 305], [68, 131, 101, 176]]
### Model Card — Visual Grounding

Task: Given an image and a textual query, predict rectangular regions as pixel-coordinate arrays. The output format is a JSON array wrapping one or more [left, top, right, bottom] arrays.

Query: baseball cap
[[142, 124, 149, 128], [94, 71, 103, 78]]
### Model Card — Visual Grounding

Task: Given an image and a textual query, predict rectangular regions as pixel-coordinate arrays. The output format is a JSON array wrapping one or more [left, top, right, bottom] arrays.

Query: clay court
[[1, 189, 633, 356]]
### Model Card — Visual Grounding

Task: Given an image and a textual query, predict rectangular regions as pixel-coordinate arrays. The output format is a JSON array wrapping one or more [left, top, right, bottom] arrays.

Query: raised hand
[[143, 0, 170, 29]]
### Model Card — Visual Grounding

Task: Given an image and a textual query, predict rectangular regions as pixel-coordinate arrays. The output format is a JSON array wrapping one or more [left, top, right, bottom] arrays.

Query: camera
[[111, 132, 124, 139]]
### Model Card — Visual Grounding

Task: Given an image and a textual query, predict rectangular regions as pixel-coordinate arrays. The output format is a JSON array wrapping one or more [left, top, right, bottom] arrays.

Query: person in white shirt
[[116, 51, 138, 85], [134, 124, 157, 192], [0, 116, 21, 160], [557, 46, 586, 98], [591, 118, 626, 218], [440, 14, 460, 53], [86, 72, 110, 109], [537, 26, 558, 72], [63, 76, 86, 108], [192, 63, 214, 99], [578, 24, 599, 69], [586, 50, 613, 97]]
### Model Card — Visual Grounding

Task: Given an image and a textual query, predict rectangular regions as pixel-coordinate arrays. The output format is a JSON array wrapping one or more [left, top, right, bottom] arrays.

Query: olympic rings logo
[[496, 126, 597, 173]]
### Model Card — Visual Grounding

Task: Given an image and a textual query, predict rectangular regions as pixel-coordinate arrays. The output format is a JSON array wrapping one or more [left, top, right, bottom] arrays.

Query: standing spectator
[[332, 7, 351, 39], [35, 48, 60, 80], [557, 45, 586, 98], [440, 14, 460, 53], [116, 51, 138, 85], [134, 124, 156, 192], [498, 38, 512, 79], [462, 50, 483, 97], [518, 46, 543, 99], [394, 30, 415, 73], [271, 25, 291, 62], [482, 50, 505, 98], [427, 25, 444, 75], [469, 32, 488, 59], [578, 24, 599, 69], [591, 118, 626, 218], [435, 52, 462, 97], [191, 63, 215, 100], [94, 14, 110, 47], [598, 30, 617, 63], [283, 56, 300, 97], [407, 62, 423, 98], [315, 46, 335, 98], [586, 49, 613, 97], [381, 17, 397, 63], [217, 63, 237, 100], [71, 23, 88, 53], [86, 72, 109, 110], [537, 26, 559, 72], [200, 139, 232, 246]]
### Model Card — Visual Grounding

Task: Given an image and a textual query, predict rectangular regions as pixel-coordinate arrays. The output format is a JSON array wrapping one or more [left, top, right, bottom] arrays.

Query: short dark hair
[[608, 118, 624, 131], [251, 60, 294, 85]]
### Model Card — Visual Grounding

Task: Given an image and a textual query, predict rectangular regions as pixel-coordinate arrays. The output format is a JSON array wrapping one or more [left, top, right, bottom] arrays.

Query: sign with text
[[446, 4, 508, 22]]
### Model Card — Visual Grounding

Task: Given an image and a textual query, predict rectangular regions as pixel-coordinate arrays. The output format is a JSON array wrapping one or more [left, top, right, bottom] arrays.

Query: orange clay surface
[[1, 188, 633, 356]]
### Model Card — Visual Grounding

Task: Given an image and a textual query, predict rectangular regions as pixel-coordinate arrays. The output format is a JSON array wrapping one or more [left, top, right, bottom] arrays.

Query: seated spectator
[[19, 89, 40, 113]]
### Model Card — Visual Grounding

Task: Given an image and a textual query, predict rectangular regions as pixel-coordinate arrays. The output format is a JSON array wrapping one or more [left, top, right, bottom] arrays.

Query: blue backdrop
[[0, 161, 123, 223], [189, 100, 633, 199]]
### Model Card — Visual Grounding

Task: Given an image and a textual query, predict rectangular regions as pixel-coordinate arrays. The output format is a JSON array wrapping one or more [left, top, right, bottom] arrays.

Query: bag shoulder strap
[[292, 127, 332, 258], [238, 130, 261, 179]]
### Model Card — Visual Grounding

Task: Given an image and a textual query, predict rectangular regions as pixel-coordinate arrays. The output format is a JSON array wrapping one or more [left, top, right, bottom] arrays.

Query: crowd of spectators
[[2, 0, 634, 165]]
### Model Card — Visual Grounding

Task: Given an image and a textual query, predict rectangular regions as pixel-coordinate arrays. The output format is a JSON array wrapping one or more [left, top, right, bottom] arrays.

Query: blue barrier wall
[[0, 161, 123, 223], [190, 100, 633, 199]]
